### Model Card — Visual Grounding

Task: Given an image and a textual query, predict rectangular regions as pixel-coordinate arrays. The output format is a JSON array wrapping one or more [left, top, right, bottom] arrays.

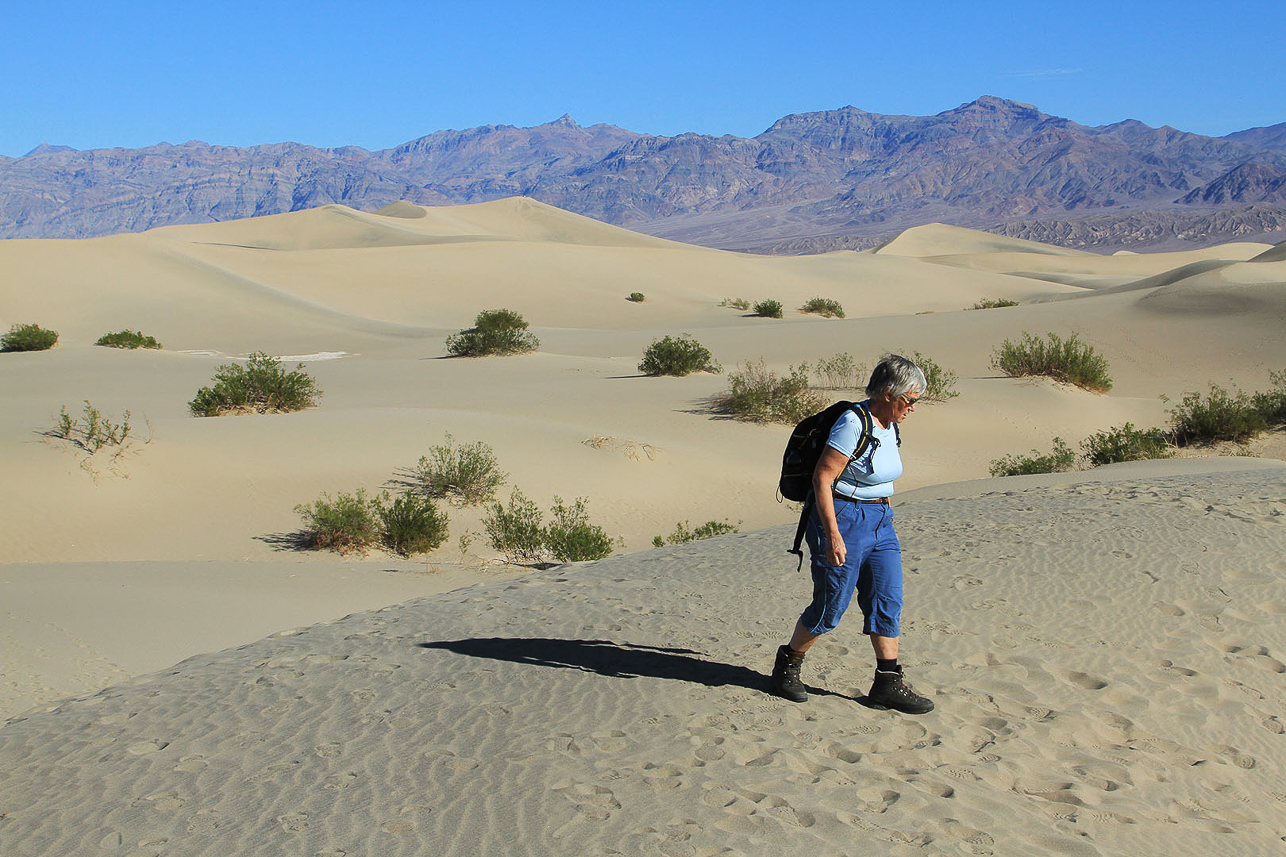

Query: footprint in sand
[[126, 739, 169, 755], [172, 754, 207, 772], [1050, 667, 1109, 690], [641, 762, 684, 790], [323, 772, 358, 790], [1215, 746, 1257, 769], [1221, 642, 1286, 673]]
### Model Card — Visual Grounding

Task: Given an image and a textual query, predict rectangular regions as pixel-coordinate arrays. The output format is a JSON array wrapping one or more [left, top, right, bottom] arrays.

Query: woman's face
[[890, 388, 919, 423]]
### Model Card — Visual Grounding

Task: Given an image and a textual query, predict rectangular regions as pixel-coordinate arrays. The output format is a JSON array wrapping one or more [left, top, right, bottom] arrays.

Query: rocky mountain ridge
[[4, 97, 1285, 252]]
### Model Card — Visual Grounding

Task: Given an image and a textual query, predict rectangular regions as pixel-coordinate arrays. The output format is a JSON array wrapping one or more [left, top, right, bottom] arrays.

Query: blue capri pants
[[799, 499, 903, 637]]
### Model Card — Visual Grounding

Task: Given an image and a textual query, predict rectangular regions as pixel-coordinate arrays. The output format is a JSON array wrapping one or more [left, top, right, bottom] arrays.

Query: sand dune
[[2, 462, 1284, 856], [875, 222, 1095, 258], [2, 200, 1285, 854]]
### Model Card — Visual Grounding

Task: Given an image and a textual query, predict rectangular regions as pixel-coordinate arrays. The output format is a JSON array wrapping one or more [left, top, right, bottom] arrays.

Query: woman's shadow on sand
[[417, 637, 847, 699]]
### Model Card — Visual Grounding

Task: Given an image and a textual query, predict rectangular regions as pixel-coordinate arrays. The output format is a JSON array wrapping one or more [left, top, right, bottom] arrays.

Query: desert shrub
[[970, 298, 1020, 310], [294, 489, 380, 555], [2, 323, 59, 352], [46, 401, 152, 481], [374, 490, 450, 558], [800, 297, 845, 318], [53, 400, 133, 452], [544, 496, 615, 562], [95, 329, 161, 349], [445, 308, 539, 357], [712, 359, 826, 423], [1252, 369, 1286, 425], [1168, 383, 1268, 445], [189, 351, 321, 416], [295, 488, 449, 558], [1081, 423, 1174, 466], [483, 487, 546, 564], [989, 437, 1076, 477], [627, 292, 646, 303], [721, 297, 751, 310], [990, 331, 1112, 393], [911, 350, 960, 402], [652, 519, 740, 547], [753, 299, 784, 319], [812, 352, 863, 390], [414, 433, 507, 505], [638, 334, 720, 377]]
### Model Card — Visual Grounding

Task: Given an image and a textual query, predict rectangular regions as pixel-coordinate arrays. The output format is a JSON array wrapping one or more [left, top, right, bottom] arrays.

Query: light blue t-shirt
[[827, 404, 902, 500]]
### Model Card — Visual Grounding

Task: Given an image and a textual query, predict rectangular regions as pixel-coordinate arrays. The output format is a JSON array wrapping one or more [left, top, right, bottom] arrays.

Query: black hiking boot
[[770, 645, 808, 702], [866, 666, 934, 714]]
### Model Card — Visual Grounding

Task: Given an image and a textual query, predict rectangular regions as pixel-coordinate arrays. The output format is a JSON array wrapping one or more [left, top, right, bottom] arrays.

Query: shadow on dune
[[255, 530, 314, 551], [417, 637, 846, 699]]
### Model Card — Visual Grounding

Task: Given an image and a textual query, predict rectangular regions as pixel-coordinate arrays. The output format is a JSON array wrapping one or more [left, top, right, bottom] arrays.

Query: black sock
[[876, 658, 898, 674]]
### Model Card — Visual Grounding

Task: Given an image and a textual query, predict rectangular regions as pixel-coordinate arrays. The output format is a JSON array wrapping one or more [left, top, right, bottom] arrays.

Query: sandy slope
[[1, 199, 1285, 853], [2, 461, 1283, 856]]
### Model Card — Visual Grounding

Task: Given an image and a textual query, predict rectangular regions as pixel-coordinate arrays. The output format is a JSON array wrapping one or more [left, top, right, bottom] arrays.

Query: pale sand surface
[[2, 462, 1284, 856], [2, 200, 1286, 853]]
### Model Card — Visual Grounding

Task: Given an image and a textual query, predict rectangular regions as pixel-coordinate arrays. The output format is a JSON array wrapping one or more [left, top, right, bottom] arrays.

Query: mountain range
[[4, 96, 1285, 252]]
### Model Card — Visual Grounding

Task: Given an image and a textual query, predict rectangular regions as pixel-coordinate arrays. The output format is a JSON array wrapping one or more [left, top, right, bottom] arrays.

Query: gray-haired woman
[[770, 354, 934, 714]]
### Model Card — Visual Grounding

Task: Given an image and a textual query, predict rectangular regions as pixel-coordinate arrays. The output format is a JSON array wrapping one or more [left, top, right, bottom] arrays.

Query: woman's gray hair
[[865, 353, 927, 399]]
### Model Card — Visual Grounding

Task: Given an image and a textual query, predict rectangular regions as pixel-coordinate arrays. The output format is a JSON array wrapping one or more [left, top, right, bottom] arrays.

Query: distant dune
[[1, 198, 1284, 856]]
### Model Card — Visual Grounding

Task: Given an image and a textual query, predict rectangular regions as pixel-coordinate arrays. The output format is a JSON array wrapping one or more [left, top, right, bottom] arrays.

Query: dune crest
[[874, 222, 1092, 258]]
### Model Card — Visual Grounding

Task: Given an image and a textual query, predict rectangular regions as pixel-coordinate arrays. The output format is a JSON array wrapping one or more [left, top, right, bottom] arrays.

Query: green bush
[[911, 350, 960, 402], [721, 297, 751, 310], [414, 433, 507, 505], [54, 401, 132, 453], [990, 331, 1113, 393], [652, 519, 740, 547], [638, 334, 721, 377], [812, 352, 862, 390], [189, 351, 321, 416], [295, 489, 380, 555], [1081, 423, 1174, 466], [2, 323, 59, 352], [989, 437, 1076, 477], [445, 308, 539, 357], [753, 299, 784, 319], [483, 487, 546, 564], [544, 496, 615, 562], [295, 488, 449, 558], [800, 297, 845, 318], [712, 359, 826, 423], [1168, 383, 1268, 445], [1252, 369, 1286, 425], [627, 292, 646, 303], [374, 490, 450, 558], [95, 329, 162, 349], [969, 298, 1019, 310]]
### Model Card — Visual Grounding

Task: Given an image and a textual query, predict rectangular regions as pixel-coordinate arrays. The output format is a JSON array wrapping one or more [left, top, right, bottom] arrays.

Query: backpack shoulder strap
[[788, 403, 879, 571]]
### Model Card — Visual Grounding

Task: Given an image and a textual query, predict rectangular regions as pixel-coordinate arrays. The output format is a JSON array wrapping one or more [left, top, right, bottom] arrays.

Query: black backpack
[[780, 400, 897, 570]]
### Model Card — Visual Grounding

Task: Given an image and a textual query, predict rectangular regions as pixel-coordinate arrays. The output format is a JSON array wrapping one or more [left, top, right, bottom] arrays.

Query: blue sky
[[4, 0, 1283, 158]]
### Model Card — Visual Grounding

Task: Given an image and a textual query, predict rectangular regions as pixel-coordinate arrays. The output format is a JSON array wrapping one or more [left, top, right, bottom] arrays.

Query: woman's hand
[[825, 531, 847, 567]]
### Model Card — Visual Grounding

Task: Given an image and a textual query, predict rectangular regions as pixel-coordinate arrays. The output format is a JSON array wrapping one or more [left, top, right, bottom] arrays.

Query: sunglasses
[[899, 394, 920, 406]]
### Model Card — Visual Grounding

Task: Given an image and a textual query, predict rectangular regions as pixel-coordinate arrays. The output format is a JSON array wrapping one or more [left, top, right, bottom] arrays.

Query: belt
[[834, 494, 888, 505]]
